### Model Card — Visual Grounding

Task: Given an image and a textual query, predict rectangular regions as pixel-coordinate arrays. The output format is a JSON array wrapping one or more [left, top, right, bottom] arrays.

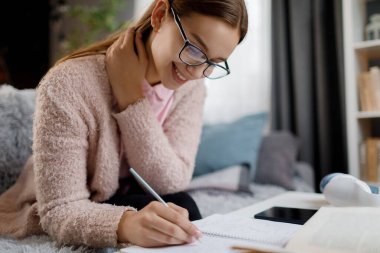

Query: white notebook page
[[196, 214, 301, 247], [122, 235, 288, 253]]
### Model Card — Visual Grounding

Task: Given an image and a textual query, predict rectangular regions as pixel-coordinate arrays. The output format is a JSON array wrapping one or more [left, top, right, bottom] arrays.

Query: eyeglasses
[[169, 5, 230, 79]]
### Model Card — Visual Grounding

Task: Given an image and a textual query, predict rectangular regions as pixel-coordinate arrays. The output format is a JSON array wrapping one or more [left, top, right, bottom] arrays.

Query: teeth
[[174, 66, 187, 81]]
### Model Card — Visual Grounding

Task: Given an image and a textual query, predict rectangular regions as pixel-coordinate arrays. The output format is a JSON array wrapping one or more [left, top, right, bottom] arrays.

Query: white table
[[119, 192, 330, 253]]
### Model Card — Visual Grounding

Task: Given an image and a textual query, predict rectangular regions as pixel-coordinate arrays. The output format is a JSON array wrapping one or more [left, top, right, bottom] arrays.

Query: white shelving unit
[[343, 0, 380, 181]]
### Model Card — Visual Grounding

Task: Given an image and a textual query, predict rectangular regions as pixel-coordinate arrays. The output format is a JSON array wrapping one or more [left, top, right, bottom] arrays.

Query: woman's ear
[[151, 0, 170, 32]]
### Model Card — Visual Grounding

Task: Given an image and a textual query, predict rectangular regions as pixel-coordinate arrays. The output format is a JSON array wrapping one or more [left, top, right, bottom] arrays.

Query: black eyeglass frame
[[169, 5, 231, 79]]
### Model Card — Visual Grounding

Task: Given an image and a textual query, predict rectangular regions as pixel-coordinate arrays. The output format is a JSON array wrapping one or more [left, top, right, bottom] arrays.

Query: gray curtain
[[271, 0, 347, 190]]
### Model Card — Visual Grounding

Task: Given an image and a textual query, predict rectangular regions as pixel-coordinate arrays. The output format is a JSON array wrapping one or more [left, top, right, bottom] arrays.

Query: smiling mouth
[[172, 63, 188, 82]]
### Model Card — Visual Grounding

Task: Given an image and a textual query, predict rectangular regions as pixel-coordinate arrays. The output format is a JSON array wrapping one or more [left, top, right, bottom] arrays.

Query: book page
[[286, 207, 380, 253]]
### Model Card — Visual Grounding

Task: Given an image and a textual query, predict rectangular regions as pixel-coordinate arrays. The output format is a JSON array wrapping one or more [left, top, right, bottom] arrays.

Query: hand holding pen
[[116, 168, 202, 247]]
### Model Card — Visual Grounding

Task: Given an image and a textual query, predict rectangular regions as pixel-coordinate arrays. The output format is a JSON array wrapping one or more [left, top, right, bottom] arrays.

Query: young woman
[[0, 0, 248, 248]]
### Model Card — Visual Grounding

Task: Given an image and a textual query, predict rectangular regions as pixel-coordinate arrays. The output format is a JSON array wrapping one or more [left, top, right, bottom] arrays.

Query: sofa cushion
[[0, 84, 35, 194], [194, 112, 267, 180], [254, 131, 299, 190]]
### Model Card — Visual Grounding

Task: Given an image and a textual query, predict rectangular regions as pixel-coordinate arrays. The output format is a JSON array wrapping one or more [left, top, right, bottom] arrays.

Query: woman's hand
[[105, 27, 148, 112], [117, 202, 203, 247]]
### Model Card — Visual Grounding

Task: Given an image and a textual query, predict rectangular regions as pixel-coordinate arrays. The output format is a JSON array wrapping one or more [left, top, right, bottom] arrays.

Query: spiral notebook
[[121, 213, 301, 253], [195, 214, 301, 246]]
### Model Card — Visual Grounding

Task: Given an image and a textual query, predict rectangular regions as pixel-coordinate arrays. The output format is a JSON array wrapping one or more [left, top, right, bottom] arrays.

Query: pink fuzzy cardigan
[[0, 54, 206, 247]]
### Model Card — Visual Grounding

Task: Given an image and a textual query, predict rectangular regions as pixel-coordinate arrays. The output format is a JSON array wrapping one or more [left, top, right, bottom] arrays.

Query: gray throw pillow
[[0, 84, 36, 194], [254, 131, 299, 190]]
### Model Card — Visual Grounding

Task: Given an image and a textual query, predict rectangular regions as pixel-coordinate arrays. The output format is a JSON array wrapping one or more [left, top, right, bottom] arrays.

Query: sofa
[[0, 84, 315, 252]]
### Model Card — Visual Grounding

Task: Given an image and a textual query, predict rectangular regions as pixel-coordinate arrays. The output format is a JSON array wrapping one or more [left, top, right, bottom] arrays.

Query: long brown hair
[[54, 0, 248, 66]]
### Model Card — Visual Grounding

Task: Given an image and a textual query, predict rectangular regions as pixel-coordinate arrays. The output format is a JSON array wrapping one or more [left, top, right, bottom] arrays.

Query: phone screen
[[253, 206, 318, 225]]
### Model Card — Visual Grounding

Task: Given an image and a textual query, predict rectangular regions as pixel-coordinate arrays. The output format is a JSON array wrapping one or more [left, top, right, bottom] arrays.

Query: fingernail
[[195, 229, 203, 238], [187, 236, 195, 243]]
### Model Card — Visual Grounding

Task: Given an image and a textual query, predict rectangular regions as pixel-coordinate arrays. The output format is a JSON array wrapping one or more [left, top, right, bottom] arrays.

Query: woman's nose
[[186, 64, 205, 79]]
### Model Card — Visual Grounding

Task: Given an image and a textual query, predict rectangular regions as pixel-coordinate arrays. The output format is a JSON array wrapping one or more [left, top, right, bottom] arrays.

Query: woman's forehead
[[179, 13, 240, 60]]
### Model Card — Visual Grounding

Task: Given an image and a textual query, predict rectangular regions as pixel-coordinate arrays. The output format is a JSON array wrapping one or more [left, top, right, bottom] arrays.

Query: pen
[[231, 246, 274, 253], [129, 168, 169, 207], [231, 246, 291, 253]]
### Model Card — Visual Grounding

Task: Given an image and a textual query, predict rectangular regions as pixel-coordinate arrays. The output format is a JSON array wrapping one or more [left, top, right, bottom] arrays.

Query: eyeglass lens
[[180, 44, 228, 79]]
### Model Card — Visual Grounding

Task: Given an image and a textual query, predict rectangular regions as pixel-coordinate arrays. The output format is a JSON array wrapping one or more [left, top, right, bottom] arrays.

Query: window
[[203, 0, 272, 124]]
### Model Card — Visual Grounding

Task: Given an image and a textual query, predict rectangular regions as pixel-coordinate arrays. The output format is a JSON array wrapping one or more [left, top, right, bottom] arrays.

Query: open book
[[121, 213, 301, 253], [285, 206, 380, 253]]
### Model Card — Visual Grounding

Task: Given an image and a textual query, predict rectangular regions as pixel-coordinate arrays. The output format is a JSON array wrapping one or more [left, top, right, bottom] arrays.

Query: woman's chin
[[171, 63, 188, 87], [162, 78, 187, 91], [155, 64, 189, 90]]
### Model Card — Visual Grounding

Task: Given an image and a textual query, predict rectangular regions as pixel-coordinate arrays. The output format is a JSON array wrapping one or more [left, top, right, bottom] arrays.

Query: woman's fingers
[[117, 27, 147, 66], [167, 202, 189, 219], [135, 31, 148, 63], [121, 27, 135, 51], [143, 227, 187, 246], [118, 202, 202, 247], [151, 202, 201, 239], [149, 214, 194, 244]]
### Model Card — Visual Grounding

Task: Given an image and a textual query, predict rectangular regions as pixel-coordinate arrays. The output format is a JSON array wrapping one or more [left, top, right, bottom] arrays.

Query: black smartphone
[[253, 206, 319, 225]]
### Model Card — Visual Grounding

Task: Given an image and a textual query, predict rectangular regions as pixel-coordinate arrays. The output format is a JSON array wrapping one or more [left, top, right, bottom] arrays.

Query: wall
[[49, 0, 135, 65]]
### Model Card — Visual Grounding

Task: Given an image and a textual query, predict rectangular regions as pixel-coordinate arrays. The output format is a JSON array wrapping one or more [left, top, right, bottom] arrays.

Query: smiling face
[[145, 0, 240, 90]]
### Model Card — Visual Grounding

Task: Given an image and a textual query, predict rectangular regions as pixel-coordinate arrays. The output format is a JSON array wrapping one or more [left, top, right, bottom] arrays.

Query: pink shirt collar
[[142, 80, 174, 101], [141, 79, 174, 125]]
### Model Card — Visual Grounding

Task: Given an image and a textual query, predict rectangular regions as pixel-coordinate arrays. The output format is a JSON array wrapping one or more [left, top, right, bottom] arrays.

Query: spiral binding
[[202, 230, 277, 244]]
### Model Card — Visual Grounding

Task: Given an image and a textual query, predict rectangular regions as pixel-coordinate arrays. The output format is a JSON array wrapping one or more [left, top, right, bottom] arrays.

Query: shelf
[[357, 111, 380, 119], [354, 39, 380, 50], [344, 0, 380, 180], [354, 40, 380, 59]]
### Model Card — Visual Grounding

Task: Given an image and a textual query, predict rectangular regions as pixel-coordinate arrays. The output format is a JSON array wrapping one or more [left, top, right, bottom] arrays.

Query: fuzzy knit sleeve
[[112, 80, 206, 195], [33, 64, 134, 247]]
